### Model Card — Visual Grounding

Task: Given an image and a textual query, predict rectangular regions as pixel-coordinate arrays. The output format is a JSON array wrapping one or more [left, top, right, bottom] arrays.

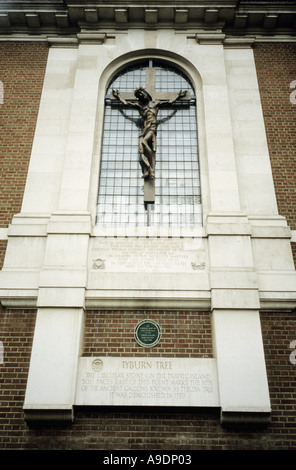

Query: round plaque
[[134, 319, 161, 348], [91, 358, 104, 372]]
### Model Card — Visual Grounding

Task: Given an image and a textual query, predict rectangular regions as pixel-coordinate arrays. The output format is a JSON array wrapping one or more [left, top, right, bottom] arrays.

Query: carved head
[[134, 87, 152, 103]]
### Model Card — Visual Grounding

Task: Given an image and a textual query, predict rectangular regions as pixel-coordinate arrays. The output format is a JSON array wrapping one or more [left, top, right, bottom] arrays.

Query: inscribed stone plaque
[[75, 357, 219, 407], [90, 238, 207, 273]]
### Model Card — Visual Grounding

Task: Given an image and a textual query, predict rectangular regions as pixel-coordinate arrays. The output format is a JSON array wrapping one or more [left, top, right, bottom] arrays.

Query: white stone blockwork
[[75, 357, 219, 408], [212, 309, 271, 424], [0, 28, 295, 425], [23, 307, 84, 423]]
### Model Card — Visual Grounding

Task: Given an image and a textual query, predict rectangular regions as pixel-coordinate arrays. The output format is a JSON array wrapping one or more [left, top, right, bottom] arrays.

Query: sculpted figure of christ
[[112, 87, 186, 180]]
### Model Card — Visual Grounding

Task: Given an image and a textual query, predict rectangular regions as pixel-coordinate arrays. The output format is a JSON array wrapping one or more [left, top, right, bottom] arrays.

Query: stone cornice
[[0, 1, 295, 39]]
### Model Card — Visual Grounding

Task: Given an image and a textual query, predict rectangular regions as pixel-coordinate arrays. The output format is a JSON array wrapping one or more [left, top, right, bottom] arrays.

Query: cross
[[110, 60, 190, 221]]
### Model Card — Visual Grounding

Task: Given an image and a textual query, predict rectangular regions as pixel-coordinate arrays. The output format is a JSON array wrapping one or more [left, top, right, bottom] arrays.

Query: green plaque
[[134, 320, 161, 348]]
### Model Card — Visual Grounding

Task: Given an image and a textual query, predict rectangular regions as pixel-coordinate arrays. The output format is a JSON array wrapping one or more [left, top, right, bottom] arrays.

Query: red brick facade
[[0, 41, 48, 227], [0, 41, 296, 450], [82, 310, 213, 358], [1, 307, 296, 449], [0, 42, 48, 268], [253, 42, 296, 266]]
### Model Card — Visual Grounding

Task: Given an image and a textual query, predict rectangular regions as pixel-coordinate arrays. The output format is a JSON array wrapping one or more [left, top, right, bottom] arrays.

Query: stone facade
[[0, 1, 296, 450]]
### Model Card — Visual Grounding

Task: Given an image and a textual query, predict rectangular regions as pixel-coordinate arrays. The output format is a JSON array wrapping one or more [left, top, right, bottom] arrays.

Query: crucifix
[[110, 61, 190, 223]]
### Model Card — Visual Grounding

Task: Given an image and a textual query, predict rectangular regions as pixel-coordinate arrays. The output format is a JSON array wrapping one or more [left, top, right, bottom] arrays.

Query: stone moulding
[[0, 2, 296, 39]]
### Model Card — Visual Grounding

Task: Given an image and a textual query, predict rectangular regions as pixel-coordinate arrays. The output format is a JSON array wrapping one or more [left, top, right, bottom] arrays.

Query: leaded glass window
[[96, 60, 202, 227]]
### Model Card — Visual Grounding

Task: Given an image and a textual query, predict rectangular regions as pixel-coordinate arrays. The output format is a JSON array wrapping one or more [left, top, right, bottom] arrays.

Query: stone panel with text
[[75, 357, 219, 407], [89, 237, 208, 273]]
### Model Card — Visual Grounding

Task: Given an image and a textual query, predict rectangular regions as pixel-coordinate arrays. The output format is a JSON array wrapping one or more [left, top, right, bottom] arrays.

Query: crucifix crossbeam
[[110, 62, 190, 209]]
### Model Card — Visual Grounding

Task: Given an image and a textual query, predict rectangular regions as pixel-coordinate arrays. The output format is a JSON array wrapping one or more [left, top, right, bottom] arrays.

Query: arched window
[[96, 60, 201, 227]]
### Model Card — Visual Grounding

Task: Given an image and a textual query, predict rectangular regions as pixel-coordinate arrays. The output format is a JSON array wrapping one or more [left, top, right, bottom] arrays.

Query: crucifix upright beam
[[110, 61, 190, 211]]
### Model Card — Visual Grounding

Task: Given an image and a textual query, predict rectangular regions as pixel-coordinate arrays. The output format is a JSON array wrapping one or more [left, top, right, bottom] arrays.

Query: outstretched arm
[[157, 90, 187, 108], [112, 89, 140, 108], [170, 90, 187, 103]]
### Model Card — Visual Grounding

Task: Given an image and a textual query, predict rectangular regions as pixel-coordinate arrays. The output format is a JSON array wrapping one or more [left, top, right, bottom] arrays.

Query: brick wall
[[0, 40, 296, 451], [0, 307, 36, 449], [1, 308, 296, 450], [261, 310, 296, 436], [0, 41, 48, 268], [83, 310, 213, 358], [253, 42, 296, 265]]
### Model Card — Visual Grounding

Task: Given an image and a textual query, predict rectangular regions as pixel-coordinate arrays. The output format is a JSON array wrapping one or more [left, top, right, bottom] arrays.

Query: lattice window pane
[[96, 61, 202, 227]]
